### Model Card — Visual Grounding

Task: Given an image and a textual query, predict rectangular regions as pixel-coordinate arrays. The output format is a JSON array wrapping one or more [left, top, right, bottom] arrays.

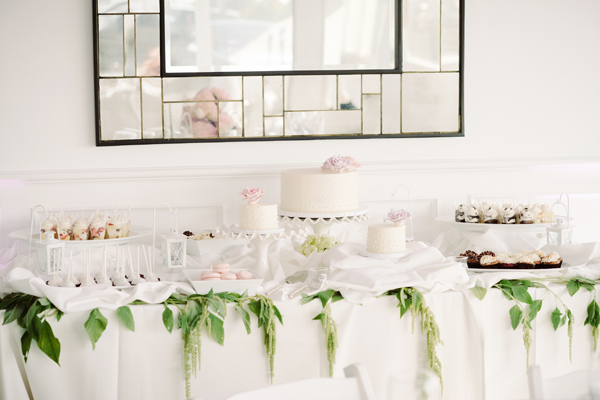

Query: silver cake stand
[[213, 224, 307, 281], [279, 205, 370, 235]]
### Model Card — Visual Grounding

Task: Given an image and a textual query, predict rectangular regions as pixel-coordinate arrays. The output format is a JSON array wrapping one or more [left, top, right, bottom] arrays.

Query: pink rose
[[210, 87, 230, 101], [192, 88, 216, 102], [191, 120, 218, 137], [386, 209, 411, 226], [240, 187, 264, 204], [321, 155, 360, 173]]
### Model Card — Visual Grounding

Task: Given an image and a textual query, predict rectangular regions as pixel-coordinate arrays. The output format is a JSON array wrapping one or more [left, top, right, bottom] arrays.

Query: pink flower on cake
[[240, 187, 264, 204], [321, 155, 360, 173], [386, 209, 411, 225]]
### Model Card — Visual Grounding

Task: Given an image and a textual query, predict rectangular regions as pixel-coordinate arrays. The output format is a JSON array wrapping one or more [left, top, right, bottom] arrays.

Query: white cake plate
[[10, 225, 153, 248], [435, 215, 575, 233], [279, 205, 370, 235], [359, 248, 413, 260], [213, 224, 307, 281]]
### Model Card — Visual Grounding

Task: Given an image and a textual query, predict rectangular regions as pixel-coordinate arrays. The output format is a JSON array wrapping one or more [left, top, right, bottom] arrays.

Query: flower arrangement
[[321, 155, 361, 173], [240, 187, 264, 204], [298, 234, 339, 256], [182, 87, 240, 138], [386, 209, 411, 226]]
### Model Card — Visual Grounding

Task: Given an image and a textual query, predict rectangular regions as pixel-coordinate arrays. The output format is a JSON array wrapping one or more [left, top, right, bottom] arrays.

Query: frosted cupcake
[[542, 252, 563, 269], [517, 253, 536, 270], [89, 216, 107, 240], [72, 219, 90, 240], [480, 255, 500, 268], [57, 216, 74, 240], [106, 215, 125, 239]]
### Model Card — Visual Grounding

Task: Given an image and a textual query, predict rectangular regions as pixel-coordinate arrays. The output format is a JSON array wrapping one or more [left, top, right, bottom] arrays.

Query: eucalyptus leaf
[[511, 286, 533, 304], [162, 306, 174, 333], [528, 300, 543, 322], [470, 287, 487, 301], [551, 307, 562, 331], [317, 290, 335, 308], [208, 314, 224, 345], [234, 305, 251, 334], [84, 308, 108, 350], [21, 331, 32, 362], [37, 320, 61, 365], [567, 280, 581, 297], [116, 306, 135, 332], [509, 305, 522, 331]]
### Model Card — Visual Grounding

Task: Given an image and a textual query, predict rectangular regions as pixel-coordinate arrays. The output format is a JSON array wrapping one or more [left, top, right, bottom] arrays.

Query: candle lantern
[[153, 203, 187, 269], [546, 193, 574, 246], [37, 216, 65, 274]]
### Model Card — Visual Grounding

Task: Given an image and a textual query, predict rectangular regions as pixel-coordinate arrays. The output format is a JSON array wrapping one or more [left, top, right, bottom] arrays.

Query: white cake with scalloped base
[[366, 223, 406, 254], [280, 168, 359, 213], [240, 203, 279, 230]]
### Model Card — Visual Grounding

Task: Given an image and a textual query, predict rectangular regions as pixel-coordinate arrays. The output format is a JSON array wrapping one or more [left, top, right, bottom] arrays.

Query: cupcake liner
[[516, 262, 535, 270], [541, 260, 563, 269], [467, 261, 482, 269]]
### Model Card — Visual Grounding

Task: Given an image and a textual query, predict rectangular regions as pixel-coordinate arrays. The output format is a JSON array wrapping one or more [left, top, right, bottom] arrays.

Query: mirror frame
[[93, 0, 464, 146]]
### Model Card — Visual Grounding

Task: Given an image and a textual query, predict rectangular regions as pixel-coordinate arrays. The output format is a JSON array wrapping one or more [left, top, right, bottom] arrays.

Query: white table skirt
[[1, 284, 598, 400]]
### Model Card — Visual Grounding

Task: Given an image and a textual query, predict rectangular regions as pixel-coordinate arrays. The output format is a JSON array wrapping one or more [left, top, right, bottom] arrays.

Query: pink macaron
[[201, 272, 221, 280], [237, 270, 254, 280], [203, 277, 221, 281], [212, 262, 230, 273], [221, 271, 237, 280]]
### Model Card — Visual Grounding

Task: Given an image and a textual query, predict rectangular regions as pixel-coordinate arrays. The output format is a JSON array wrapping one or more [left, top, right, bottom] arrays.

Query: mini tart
[[542, 252, 563, 269], [480, 255, 500, 269], [467, 256, 481, 269], [517, 261, 535, 270]]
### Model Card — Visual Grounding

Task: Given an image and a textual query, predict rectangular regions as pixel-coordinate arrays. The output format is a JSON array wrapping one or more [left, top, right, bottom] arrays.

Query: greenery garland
[[384, 287, 443, 393], [301, 289, 343, 376]]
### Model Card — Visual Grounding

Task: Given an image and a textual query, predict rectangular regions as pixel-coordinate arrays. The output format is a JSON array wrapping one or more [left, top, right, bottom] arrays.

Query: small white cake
[[280, 168, 359, 213], [366, 223, 406, 254], [240, 203, 279, 230]]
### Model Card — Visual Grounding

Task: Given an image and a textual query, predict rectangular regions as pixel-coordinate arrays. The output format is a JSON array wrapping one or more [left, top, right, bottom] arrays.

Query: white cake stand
[[279, 205, 370, 235], [213, 224, 307, 281]]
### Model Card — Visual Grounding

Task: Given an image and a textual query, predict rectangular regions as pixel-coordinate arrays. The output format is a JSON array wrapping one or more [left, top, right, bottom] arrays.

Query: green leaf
[[300, 293, 317, 305], [412, 291, 423, 311], [560, 315, 567, 327], [21, 331, 32, 362], [207, 288, 214, 299], [317, 290, 335, 308], [22, 302, 41, 329], [584, 300, 600, 328], [26, 315, 42, 342], [162, 306, 173, 333], [511, 286, 533, 304], [185, 301, 202, 331], [582, 283, 595, 293], [84, 308, 108, 350], [37, 298, 50, 307], [470, 286, 487, 301], [528, 300, 543, 322], [56, 310, 64, 322], [313, 313, 323, 321], [206, 298, 226, 318], [180, 313, 188, 333], [116, 306, 135, 332], [273, 306, 283, 325], [37, 320, 61, 366], [0, 294, 29, 311], [567, 280, 581, 297], [509, 305, 523, 331], [234, 305, 251, 335], [332, 293, 344, 303], [248, 300, 261, 317], [551, 307, 562, 331], [208, 314, 224, 345], [399, 297, 412, 319], [3, 303, 25, 325]]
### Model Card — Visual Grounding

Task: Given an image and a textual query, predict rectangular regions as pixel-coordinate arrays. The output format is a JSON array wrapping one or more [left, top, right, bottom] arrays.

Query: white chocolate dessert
[[240, 203, 279, 230], [366, 223, 407, 254], [57, 217, 73, 240], [280, 168, 359, 213], [89, 216, 106, 240], [72, 219, 90, 240], [41, 219, 57, 240], [106, 215, 125, 239]]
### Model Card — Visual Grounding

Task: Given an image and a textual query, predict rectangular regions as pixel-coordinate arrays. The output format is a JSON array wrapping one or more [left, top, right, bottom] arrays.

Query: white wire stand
[[213, 224, 307, 280], [278, 205, 370, 235]]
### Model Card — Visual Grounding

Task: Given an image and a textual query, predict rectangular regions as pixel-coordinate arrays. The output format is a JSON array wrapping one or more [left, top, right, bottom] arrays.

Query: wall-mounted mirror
[[94, 0, 463, 145]]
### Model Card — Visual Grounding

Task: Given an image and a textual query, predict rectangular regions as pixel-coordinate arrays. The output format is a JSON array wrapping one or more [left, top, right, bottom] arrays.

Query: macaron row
[[199, 262, 254, 281]]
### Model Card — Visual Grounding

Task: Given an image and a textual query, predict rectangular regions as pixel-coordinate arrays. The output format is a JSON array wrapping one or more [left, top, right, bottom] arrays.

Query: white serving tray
[[183, 269, 263, 295], [435, 215, 570, 233], [10, 225, 152, 248]]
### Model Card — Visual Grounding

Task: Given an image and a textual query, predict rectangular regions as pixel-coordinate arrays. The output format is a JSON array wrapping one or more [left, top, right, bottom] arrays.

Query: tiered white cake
[[280, 168, 359, 213], [239, 203, 279, 230], [366, 223, 407, 254]]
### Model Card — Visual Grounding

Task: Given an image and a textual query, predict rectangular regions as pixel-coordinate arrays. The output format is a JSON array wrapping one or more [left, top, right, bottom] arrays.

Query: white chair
[[222, 364, 377, 400], [528, 365, 600, 400]]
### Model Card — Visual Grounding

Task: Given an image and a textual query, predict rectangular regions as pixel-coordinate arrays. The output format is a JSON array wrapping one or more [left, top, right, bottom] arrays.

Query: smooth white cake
[[366, 223, 406, 254], [240, 203, 279, 230], [280, 168, 359, 213]]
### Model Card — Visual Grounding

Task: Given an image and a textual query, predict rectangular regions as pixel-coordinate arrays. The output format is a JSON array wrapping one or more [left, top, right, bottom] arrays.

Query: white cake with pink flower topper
[[366, 209, 411, 254], [239, 188, 279, 230], [280, 156, 361, 213]]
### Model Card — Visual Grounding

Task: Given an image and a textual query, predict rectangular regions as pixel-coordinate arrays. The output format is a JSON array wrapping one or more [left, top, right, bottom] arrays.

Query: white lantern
[[37, 216, 65, 274], [546, 193, 574, 246], [153, 203, 187, 270]]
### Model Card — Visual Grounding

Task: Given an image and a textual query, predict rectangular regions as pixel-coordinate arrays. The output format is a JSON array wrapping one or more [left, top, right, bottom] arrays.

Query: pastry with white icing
[[465, 205, 479, 223], [502, 206, 517, 224], [455, 204, 467, 223], [483, 206, 499, 224], [520, 207, 534, 224]]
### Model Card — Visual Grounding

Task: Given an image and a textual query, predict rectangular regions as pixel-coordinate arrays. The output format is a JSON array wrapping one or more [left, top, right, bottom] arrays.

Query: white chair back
[[529, 365, 600, 400]]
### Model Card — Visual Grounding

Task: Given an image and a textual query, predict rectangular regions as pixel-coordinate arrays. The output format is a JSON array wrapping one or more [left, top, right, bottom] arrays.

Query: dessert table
[[2, 231, 600, 400]]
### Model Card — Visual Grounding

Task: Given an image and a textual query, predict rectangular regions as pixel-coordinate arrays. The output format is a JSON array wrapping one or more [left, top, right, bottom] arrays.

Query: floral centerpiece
[[321, 155, 361, 173], [240, 187, 264, 204], [182, 87, 240, 138], [298, 234, 339, 256], [386, 209, 411, 226]]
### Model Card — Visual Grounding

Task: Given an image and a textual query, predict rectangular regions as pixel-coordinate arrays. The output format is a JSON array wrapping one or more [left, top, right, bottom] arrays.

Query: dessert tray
[[183, 269, 263, 295], [359, 248, 413, 259], [467, 262, 573, 274], [10, 225, 153, 248], [435, 215, 570, 233]]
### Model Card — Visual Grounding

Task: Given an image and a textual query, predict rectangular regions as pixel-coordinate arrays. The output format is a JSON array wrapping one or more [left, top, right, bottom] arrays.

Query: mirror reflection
[[164, 0, 397, 73]]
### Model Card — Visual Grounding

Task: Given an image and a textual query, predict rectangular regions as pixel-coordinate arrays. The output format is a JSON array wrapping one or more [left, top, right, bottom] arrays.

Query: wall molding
[[2, 156, 600, 185]]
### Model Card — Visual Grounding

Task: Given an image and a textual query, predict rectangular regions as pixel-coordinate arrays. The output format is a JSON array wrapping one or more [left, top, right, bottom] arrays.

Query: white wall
[[1, 0, 600, 246]]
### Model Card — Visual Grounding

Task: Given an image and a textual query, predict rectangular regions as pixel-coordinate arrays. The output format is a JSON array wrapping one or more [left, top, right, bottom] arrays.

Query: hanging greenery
[[301, 290, 343, 376]]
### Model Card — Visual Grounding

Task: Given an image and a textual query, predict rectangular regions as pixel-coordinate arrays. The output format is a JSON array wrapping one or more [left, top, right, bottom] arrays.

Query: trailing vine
[[384, 287, 443, 392], [565, 277, 599, 351], [301, 290, 343, 376]]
